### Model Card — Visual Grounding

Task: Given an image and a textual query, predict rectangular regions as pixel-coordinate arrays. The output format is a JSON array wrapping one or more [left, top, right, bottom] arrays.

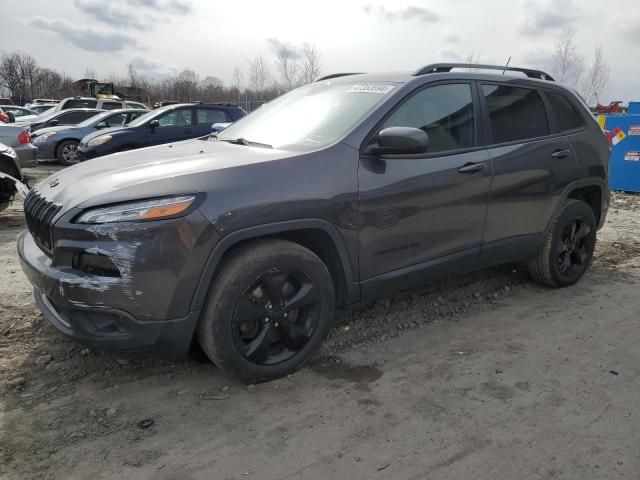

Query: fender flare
[[189, 219, 360, 312], [546, 177, 608, 232]]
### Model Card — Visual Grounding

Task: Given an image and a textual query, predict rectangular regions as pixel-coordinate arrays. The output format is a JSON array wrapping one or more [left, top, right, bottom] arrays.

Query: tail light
[[18, 130, 31, 144]]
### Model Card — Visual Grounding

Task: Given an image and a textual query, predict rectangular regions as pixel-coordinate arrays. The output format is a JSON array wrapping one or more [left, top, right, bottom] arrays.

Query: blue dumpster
[[605, 105, 640, 192]]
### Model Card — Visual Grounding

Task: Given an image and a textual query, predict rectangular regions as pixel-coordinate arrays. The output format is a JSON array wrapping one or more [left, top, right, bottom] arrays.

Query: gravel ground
[[1, 164, 640, 479]]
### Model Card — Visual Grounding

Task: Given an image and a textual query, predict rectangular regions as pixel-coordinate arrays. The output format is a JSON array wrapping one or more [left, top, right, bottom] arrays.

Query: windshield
[[126, 109, 162, 127], [77, 111, 113, 128], [217, 81, 397, 150]]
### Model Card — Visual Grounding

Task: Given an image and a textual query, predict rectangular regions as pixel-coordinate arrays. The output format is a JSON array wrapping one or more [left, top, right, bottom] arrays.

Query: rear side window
[[101, 102, 122, 110], [196, 108, 229, 125], [64, 99, 97, 109], [56, 111, 96, 124], [546, 92, 584, 131], [482, 85, 549, 144], [382, 83, 475, 154]]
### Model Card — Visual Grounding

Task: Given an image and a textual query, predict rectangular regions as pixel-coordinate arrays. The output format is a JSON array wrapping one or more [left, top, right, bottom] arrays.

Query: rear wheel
[[197, 239, 335, 383], [527, 199, 597, 287], [55, 140, 80, 166]]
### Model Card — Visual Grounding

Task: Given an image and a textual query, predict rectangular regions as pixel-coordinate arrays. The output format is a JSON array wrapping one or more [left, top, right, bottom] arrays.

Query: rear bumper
[[14, 144, 38, 168]]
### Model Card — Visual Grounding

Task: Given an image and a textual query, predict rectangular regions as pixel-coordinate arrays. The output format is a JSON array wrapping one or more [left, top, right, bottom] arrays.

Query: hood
[[36, 138, 299, 211], [32, 125, 79, 137], [81, 125, 128, 143]]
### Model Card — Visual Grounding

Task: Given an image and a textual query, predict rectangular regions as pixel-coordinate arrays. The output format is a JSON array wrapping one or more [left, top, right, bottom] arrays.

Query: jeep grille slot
[[24, 190, 61, 253]]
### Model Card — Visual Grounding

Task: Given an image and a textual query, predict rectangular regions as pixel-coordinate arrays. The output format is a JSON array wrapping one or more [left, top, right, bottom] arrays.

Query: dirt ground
[[2, 164, 640, 480]]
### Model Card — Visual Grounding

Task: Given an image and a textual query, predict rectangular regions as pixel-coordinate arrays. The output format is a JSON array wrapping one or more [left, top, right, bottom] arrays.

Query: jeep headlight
[[75, 195, 196, 224], [86, 135, 112, 147]]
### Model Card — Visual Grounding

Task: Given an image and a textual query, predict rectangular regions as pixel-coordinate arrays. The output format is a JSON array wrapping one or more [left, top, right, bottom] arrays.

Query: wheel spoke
[[263, 271, 287, 304], [575, 245, 588, 264], [559, 251, 571, 272], [235, 296, 266, 322], [569, 221, 577, 242], [279, 320, 312, 349], [284, 282, 319, 310], [245, 323, 272, 361], [574, 223, 591, 241]]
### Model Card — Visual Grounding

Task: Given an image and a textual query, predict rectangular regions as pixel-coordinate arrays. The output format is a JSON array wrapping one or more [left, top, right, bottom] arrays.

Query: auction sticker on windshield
[[347, 84, 395, 94]]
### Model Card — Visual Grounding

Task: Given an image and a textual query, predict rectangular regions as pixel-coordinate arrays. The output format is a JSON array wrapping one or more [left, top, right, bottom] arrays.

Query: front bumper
[[14, 144, 38, 168], [34, 141, 55, 160], [77, 143, 110, 161], [17, 208, 217, 353]]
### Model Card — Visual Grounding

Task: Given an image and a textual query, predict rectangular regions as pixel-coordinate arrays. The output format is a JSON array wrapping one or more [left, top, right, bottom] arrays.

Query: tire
[[197, 239, 335, 383], [527, 199, 597, 288], [55, 140, 80, 166]]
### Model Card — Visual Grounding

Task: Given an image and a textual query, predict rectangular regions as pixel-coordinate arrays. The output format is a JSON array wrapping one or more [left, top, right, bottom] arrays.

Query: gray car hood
[[32, 125, 79, 136], [37, 138, 298, 210]]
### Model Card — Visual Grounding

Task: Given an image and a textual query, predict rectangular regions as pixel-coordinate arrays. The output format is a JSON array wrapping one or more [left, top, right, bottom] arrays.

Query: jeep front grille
[[24, 190, 61, 253]]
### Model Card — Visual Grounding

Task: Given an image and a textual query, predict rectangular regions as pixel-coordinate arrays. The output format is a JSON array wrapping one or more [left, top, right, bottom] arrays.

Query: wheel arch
[[54, 138, 80, 158], [190, 219, 359, 313], [548, 178, 608, 232]]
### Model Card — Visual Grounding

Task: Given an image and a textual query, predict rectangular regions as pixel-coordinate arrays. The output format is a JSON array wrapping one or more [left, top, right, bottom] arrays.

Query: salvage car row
[[0, 98, 247, 210]]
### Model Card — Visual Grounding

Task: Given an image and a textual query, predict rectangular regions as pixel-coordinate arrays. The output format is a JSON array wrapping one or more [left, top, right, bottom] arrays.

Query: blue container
[[605, 112, 640, 192]]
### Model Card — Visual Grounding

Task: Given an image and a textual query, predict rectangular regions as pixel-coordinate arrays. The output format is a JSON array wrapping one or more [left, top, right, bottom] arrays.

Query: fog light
[[72, 252, 120, 277]]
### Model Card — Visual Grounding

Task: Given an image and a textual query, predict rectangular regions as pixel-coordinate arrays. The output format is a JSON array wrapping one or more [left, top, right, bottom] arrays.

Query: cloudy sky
[[2, 0, 640, 101]]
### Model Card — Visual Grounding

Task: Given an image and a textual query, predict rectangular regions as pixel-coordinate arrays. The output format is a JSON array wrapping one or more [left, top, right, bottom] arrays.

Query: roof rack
[[413, 63, 555, 81], [316, 72, 364, 82]]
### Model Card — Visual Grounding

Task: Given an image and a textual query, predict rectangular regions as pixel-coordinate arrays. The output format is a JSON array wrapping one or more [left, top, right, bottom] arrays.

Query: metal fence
[[231, 99, 268, 112]]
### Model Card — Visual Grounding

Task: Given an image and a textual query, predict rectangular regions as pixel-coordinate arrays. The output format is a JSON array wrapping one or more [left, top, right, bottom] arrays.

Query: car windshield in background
[[216, 81, 398, 151], [76, 111, 115, 128], [126, 109, 162, 127]]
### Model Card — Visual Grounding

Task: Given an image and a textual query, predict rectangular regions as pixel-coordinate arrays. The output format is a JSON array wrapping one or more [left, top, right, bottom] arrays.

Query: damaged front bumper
[[17, 210, 218, 354]]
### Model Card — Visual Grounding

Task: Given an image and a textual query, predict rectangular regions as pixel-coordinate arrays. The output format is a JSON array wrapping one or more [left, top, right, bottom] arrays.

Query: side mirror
[[50, 119, 58, 126], [370, 127, 429, 156], [149, 119, 159, 129], [95, 121, 109, 129]]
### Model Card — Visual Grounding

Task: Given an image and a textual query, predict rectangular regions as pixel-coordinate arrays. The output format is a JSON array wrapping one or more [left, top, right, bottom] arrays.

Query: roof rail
[[316, 72, 364, 82], [413, 63, 555, 81]]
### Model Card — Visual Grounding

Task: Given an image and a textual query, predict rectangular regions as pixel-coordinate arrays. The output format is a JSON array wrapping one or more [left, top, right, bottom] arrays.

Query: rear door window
[[481, 85, 550, 144], [64, 99, 98, 109], [196, 108, 229, 125], [101, 102, 122, 110], [56, 111, 96, 125], [546, 92, 585, 132]]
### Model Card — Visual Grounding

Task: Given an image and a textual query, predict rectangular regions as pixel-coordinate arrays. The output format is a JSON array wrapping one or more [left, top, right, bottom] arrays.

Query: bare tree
[[232, 66, 243, 94], [300, 43, 322, 84], [175, 69, 199, 101], [550, 28, 584, 86], [201, 76, 224, 101], [247, 55, 269, 96], [275, 46, 299, 90], [579, 45, 610, 105], [84, 68, 97, 79]]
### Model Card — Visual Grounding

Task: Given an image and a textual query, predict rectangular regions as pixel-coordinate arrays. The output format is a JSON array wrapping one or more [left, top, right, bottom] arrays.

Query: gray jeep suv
[[18, 63, 609, 382]]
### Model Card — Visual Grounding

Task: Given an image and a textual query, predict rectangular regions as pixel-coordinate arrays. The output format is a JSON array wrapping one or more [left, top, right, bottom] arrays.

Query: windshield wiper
[[220, 137, 272, 149]]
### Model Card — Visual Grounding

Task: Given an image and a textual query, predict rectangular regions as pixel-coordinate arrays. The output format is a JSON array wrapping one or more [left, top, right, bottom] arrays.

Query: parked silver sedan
[[0, 123, 37, 168]]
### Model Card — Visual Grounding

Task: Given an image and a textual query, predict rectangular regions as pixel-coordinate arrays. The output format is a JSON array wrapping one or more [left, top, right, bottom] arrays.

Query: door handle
[[458, 162, 487, 174], [551, 149, 571, 159]]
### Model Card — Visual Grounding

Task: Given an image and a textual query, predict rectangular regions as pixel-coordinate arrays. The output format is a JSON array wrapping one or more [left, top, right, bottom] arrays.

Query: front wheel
[[527, 199, 597, 287], [197, 239, 335, 383], [56, 140, 80, 166]]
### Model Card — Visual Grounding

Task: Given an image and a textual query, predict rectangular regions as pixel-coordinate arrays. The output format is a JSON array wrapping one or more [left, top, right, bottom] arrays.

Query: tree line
[[0, 31, 611, 108], [0, 42, 323, 108]]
